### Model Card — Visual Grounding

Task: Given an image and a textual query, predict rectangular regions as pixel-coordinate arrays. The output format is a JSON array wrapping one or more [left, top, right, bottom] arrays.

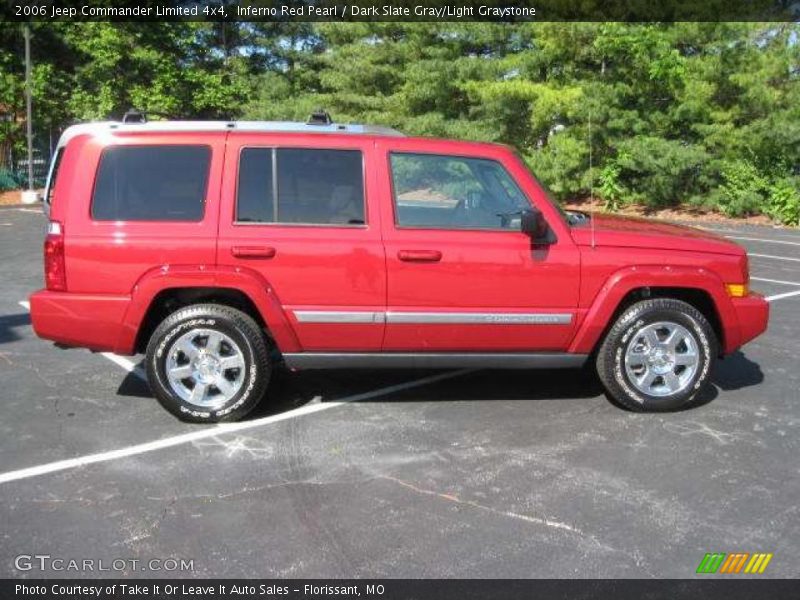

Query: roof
[[56, 120, 405, 148]]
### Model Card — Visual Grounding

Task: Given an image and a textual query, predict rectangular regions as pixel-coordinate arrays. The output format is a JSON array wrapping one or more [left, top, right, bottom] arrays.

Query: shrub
[[766, 178, 800, 226], [716, 160, 768, 218], [0, 169, 22, 193], [599, 162, 624, 211], [612, 137, 710, 209], [525, 133, 590, 201]]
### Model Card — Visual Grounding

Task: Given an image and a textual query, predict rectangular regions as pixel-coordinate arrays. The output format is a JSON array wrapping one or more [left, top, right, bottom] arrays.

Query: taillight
[[44, 220, 66, 291]]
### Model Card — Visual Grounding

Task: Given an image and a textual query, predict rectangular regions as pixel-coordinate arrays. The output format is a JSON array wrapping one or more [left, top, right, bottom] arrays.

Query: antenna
[[589, 109, 596, 249]]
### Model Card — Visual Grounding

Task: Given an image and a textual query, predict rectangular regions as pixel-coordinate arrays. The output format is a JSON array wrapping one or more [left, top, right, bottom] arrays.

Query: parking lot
[[1, 206, 798, 578]]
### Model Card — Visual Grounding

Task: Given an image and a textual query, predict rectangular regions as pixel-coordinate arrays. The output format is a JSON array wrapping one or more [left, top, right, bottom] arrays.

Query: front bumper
[[728, 292, 769, 352]]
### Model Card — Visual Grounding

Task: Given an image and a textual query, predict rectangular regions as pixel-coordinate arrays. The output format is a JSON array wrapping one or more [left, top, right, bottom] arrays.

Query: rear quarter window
[[91, 145, 211, 221]]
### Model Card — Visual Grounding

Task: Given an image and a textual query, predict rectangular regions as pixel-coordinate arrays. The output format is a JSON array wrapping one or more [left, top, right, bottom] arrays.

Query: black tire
[[145, 304, 270, 423], [596, 298, 717, 412]]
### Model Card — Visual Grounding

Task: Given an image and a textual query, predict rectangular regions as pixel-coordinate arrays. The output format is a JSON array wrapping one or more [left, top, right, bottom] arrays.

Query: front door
[[218, 134, 386, 351], [376, 143, 580, 351]]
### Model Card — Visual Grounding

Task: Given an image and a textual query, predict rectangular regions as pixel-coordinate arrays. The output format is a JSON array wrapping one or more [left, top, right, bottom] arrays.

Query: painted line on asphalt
[[751, 277, 800, 287], [748, 253, 800, 263], [16, 208, 42, 214], [697, 225, 800, 240], [19, 300, 146, 381], [100, 352, 146, 380], [765, 289, 800, 303], [0, 369, 473, 485], [724, 235, 800, 247]]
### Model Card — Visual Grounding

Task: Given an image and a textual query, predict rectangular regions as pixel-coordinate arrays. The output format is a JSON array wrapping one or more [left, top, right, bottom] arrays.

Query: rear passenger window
[[236, 148, 365, 226], [92, 146, 210, 221]]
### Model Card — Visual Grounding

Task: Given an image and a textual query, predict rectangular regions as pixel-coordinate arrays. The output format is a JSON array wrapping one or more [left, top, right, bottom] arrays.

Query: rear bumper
[[29, 290, 133, 354], [727, 293, 769, 353]]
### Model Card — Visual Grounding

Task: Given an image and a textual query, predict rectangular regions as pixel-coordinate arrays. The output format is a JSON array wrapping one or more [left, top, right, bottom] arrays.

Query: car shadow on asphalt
[[115, 350, 766, 420], [0, 312, 31, 344], [248, 367, 607, 418], [712, 350, 765, 391]]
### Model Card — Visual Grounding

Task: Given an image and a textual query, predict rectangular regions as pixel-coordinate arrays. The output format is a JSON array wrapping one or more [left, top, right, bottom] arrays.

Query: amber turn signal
[[725, 283, 749, 298]]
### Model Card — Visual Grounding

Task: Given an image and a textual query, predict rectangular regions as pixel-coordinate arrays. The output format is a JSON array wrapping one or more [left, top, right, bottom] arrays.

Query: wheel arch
[[569, 266, 737, 356], [134, 287, 266, 354], [116, 265, 301, 355]]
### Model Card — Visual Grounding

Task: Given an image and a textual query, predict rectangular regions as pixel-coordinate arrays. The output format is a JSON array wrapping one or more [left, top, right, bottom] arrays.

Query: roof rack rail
[[55, 120, 405, 148]]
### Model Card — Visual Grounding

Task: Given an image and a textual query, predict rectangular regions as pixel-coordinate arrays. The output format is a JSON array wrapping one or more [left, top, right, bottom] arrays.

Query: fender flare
[[115, 265, 301, 354], [568, 265, 739, 355]]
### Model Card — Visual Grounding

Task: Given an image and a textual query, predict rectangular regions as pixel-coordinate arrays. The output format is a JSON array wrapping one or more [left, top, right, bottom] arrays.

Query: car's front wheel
[[596, 298, 717, 412], [145, 304, 270, 423]]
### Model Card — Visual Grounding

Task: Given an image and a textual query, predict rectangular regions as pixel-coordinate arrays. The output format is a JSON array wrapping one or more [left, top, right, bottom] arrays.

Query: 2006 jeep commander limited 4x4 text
[[30, 116, 769, 422]]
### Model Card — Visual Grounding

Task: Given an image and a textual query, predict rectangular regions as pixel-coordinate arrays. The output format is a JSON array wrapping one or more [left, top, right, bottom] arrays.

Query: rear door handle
[[397, 250, 442, 263], [231, 246, 276, 259]]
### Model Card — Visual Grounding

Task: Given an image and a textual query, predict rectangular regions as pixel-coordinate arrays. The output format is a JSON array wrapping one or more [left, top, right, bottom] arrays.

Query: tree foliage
[[0, 22, 797, 223]]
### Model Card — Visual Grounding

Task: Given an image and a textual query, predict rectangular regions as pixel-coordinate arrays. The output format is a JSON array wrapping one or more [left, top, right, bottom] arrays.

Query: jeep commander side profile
[[30, 117, 769, 422]]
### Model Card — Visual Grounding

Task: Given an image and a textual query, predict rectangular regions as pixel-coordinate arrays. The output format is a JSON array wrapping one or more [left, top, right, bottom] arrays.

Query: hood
[[569, 213, 745, 256]]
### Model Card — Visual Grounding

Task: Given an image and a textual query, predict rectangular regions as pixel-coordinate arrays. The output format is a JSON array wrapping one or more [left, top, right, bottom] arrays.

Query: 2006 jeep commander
[[30, 117, 769, 422]]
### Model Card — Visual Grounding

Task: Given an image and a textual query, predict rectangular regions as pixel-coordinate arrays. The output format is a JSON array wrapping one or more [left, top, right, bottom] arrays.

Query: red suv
[[31, 117, 769, 422]]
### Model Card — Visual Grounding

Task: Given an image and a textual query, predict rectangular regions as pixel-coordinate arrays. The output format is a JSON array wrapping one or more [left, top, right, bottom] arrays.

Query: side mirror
[[520, 209, 553, 244]]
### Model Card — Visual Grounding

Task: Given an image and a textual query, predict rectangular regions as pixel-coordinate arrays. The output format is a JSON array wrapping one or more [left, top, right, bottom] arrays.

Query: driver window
[[389, 153, 530, 230]]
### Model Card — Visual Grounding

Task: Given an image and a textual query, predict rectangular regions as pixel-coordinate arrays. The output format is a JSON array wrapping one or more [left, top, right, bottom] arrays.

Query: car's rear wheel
[[596, 298, 717, 412], [145, 304, 270, 423]]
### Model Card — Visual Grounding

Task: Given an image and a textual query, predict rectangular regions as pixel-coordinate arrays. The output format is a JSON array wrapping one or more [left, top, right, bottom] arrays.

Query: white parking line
[[19, 300, 29, 310], [697, 225, 800, 240], [751, 277, 800, 287], [719, 235, 800, 247], [0, 369, 472, 485], [748, 253, 800, 263], [765, 290, 800, 303], [100, 352, 146, 379]]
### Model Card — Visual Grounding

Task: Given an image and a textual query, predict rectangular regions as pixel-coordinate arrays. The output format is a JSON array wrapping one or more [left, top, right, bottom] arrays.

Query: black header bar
[[3, 0, 798, 22], [3, 579, 800, 600]]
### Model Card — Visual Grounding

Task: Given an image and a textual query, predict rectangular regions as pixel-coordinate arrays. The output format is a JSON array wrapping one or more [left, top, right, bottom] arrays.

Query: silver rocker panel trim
[[282, 352, 588, 370]]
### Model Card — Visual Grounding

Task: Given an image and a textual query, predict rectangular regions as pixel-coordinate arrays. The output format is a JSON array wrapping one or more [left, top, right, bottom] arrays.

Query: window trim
[[90, 144, 212, 223], [44, 146, 64, 209], [233, 145, 369, 229], [387, 151, 536, 234]]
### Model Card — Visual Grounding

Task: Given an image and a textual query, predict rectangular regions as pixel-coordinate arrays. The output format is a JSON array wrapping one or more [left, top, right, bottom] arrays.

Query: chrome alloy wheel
[[624, 321, 699, 397], [165, 328, 246, 409]]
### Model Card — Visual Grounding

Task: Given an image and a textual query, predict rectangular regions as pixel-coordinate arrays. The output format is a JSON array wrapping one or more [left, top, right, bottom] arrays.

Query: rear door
[[376, 140, 581, 351], [217, 133, 386, 351]]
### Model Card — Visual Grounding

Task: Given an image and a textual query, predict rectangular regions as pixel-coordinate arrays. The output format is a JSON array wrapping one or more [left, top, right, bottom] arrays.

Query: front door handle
[[397, 250, 442, 263], [231, 246, 276, 259]]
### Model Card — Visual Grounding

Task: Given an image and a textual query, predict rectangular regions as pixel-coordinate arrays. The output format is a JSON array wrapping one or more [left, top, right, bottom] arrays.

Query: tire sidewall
[[609, 304, 714, 410], [147, 312, 264, 422]]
